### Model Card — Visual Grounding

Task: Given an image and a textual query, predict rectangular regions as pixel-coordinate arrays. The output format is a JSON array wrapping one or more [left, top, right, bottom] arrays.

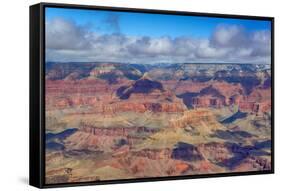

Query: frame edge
[[29, 3, 44, 189], [31, 2, 275, 188]]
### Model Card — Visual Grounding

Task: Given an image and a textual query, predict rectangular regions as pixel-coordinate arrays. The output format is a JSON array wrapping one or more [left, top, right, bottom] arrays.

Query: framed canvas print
[[30, 2, 274, 188]]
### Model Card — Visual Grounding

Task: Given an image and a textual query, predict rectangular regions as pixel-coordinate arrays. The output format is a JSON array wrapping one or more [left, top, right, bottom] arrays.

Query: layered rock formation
[[169, 109, 224, 133], [45, 62, 272, 183]]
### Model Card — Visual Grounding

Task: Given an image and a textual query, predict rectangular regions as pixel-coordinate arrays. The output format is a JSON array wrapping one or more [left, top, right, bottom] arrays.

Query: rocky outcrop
[[178, 83, 271, 114], [178, 85, 226, 108], [169, 109, 223, 133], [132, 148, 172, 160], [198, 142, 232, 163], [238, 88, 271, 113], [46, 76, 187, 113], [101, 102, 185, 114], [45, 79, 127, 109], [191, 95, 225, 108], [79, 124, 158, 137], [116, 77, 164, 99], [233, 156, 271, 171]]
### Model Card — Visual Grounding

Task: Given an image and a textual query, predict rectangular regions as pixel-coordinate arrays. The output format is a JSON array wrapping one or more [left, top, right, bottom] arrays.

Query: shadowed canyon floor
[[45, 62, 271, 184]]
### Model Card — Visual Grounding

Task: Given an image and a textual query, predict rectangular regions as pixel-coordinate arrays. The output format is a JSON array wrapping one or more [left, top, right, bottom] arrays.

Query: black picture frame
[[30, 2, 274, 188]]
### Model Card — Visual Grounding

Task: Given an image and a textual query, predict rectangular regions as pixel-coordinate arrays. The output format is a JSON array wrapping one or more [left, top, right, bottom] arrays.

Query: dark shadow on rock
[[221, 111, 247, 124], [116, 78, 164, 100], [218, 142, 271, 170], [171, 142, 203, 162], [211, 129, 253, 142], [46, 128, 78, 141]]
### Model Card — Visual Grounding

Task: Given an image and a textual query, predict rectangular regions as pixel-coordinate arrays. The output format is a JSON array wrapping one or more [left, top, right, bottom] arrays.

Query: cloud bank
[[46, 18, 271, 64]]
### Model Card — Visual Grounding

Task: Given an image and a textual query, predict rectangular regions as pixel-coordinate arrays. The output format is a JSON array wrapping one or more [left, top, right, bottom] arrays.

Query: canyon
[[45, 62, 272, 184]]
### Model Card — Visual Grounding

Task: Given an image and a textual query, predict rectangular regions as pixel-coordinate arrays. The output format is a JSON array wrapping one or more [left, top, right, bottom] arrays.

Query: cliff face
[[46, 67, 271, 114], [132, 148, 172, 160], [46, 76, 187, 114], [112, 76, 187, 113], [79, 125, 158, 136], [177, 82, 271, 114], [233, 156, 271, 171], [102, 102, 185, 113], [238, 88, 271, 113], [169, 109, 224, 133], [198, 142, 232, 163], [45, 79, 120, 110]]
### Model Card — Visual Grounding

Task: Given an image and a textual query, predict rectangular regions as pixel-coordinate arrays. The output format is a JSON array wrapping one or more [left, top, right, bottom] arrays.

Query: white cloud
[[46, 18, 271, 65], [211, 25, 245, 47], [46, 18, 91, 50]]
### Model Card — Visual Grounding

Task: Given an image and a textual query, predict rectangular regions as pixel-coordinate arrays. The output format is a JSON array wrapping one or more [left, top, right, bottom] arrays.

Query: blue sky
[[45, 7, 271, 64], [46, 7, 270, 38]]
